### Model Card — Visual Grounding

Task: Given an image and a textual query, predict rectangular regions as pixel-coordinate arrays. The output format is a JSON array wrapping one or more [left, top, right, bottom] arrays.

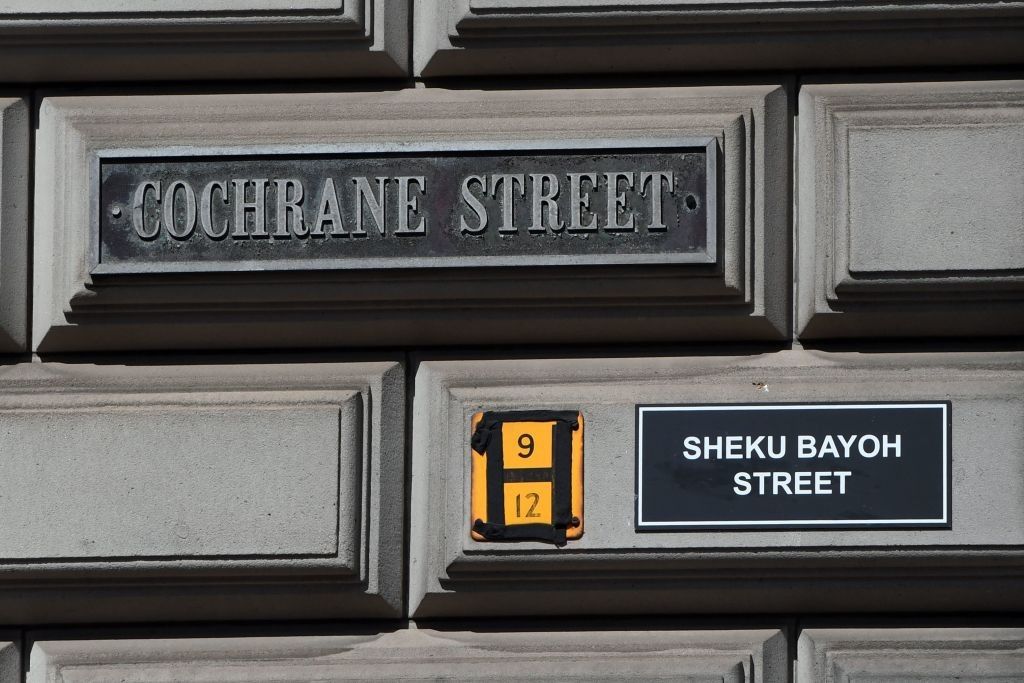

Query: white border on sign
[[635, 403, 949, 528]]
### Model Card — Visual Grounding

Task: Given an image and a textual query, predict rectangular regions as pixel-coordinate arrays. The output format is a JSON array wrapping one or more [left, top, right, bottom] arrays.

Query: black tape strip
[[552, 420, 573, 529], [503, 468, 552, 483], [485, 421, 505, 526], [473, 520, 565, 544]]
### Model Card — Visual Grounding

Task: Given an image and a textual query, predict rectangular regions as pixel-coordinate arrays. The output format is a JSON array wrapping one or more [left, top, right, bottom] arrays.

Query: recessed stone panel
[[797, 80, 1024, 339], [0, 96, 28, 352], [0, 360, 403, 624], [0, 0, 407, 81], [415, 1, 1024, 76], [798, 628, 1024, 681], [0, 404, 347, 560], [410, 350, 1024, 617], [846, 125, 1024, 274], [34, 85, 788, 352], [28, 628, 786, 681]]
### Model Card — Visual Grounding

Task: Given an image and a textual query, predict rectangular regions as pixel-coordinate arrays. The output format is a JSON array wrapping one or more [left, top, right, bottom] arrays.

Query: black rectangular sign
[[96, 139, 715, 274], [636, 402, 951, 530]]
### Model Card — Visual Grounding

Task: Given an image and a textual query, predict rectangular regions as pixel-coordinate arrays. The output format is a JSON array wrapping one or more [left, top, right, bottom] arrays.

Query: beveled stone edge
[[796, 79, 1024, 339], [415, 0, 1024, 77], [0, 0, 409, 82], [798, 627, 1024, 682], [33, 85, 788, 352], [0, 359, 405, 622], [0, 96, 29, 352], [25, 628, 786, 682], [409, 351, 1024, 617]]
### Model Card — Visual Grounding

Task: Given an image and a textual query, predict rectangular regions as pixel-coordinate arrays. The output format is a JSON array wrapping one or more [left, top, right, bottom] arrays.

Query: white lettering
[[859, 434, 880, 458], [883, 433, 902, 458]]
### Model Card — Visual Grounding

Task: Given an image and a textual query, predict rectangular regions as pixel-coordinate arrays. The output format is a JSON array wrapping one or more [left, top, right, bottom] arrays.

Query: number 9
[[517, 433, 535, 458]]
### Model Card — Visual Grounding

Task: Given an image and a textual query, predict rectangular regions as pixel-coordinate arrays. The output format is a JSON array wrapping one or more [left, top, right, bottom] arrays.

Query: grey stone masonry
[[798, 628, 1024, 681], [411, 350, 1024, 617], [28, 628, 787, 681], [798, 79, 1024, 340], [0, 96, 28, 352], [0, 360, 404, 624], [0, 0, 408, 82], [415, 1, 1024, 76], [33, 85, 788, 352]]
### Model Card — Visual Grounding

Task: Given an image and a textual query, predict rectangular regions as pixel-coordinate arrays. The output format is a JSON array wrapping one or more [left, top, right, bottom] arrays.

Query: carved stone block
[[0, 96, 28, 352], [0, 0, 407, 81], [797, 80, 1024, 339], [410, 350, 1024, 617], [799, 628, 1024, 681], [28, 628, 786, 681], [415, 1, 1024, 76], [34, 85, 788, 352], [0, 360, 403, 623]]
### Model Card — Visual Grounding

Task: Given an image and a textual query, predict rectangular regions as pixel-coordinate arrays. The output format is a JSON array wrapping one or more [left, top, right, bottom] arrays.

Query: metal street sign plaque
[[96, 139, 715, 274], [636, 402, 951, 531]]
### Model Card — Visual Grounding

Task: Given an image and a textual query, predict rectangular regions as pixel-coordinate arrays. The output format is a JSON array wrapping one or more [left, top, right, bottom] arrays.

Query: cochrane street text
[[129, 171, 682, 240]]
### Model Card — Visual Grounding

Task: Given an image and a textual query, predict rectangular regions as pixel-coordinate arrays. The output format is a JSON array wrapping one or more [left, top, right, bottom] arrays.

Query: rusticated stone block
[[411, 350, 1024, 617], [799, 628, 1024, 681], [797, 80, 1024, 339], [34, 85, 788, 352], [29, 628, 786, 681], [0, 360, 403, 623]]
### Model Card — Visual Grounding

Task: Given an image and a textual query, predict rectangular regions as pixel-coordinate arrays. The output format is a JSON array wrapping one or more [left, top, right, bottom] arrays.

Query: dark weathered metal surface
[[97, 142, 714, 273]]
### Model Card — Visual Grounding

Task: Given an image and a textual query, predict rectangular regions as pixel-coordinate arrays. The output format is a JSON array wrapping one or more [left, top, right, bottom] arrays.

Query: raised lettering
[[132, 180, 161, 240], [163, 180, 197, 240], [200, 181, 229, 239], [273, 178, 304, 238], [566, 172, 597, 232], [312, 177, 347, 237], [459, 175, 488, 235], [528, 173, 563, 233], [640, 171, 673, 230], [352, 176, 386, 236], [395, 176, 426, 235], [231, 178, 268, 239], [604, 171, 635, 232], [492, 174, 525, 234]]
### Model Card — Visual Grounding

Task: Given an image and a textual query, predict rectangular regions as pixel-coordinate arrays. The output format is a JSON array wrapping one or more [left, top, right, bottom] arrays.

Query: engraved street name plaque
[[636, 402, 952, 531], [96, 140, 715, 273]]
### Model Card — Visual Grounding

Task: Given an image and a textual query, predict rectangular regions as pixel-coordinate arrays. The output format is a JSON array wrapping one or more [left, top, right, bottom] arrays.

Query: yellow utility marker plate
[[470, 410, 583, 543]]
